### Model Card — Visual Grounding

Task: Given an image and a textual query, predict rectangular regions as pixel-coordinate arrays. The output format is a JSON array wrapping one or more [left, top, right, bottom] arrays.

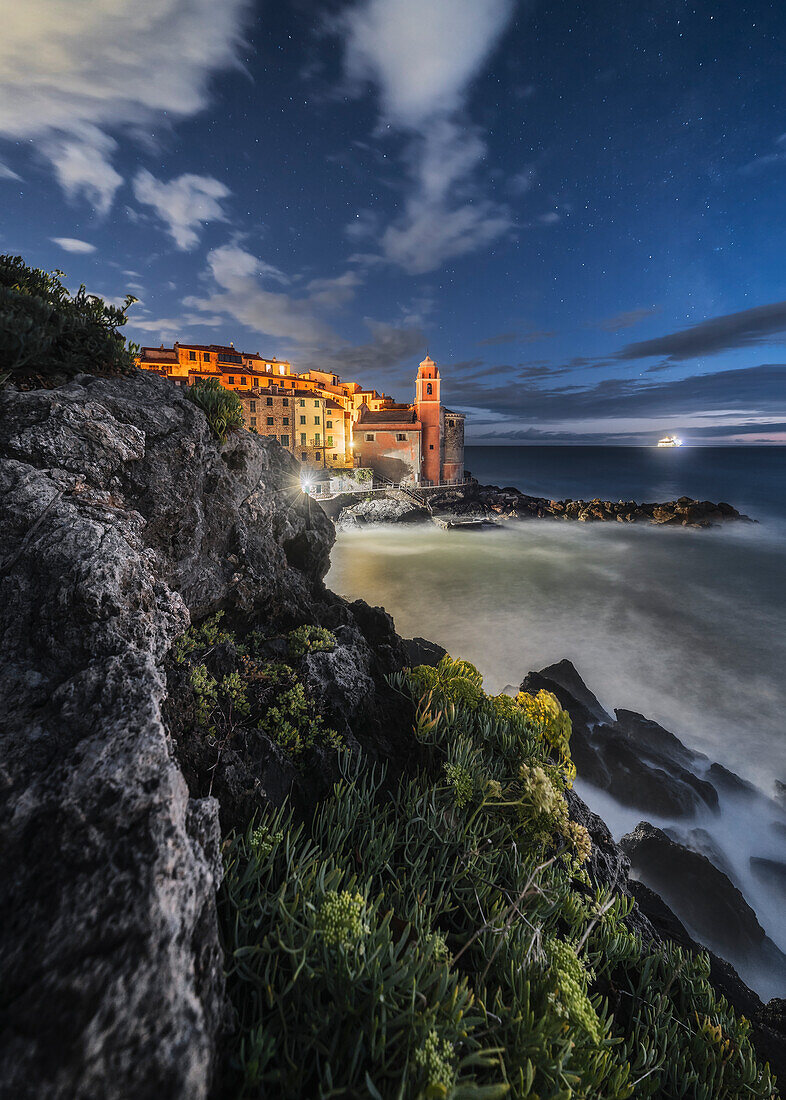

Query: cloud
[[615, 299, 786, 363], [0, 0, 249, 209], [594, 305, 659, 333], [341, 0, 516, 128], [337, 0, 517, 273], [297, 319, 426, 379], [447, 362, 786, 427], [185, 244, 341, 346], [51, 237, 97, 254], [538, 211, 560, 225], [0, 160, 21, 181], [132, 170, 231, 249], [477, 331, 520, 347], [305, 270, 362, 309]]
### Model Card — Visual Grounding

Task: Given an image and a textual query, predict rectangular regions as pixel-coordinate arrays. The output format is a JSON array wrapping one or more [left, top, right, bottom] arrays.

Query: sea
[[327, 445, 786, 997]]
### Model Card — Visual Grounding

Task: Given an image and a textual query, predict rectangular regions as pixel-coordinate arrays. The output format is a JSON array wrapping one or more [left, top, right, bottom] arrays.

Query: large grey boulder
[[0, 372, 336, 1099]]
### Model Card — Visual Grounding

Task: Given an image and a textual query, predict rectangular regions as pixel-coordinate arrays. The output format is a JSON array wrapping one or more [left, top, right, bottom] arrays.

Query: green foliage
[[257, 679, 342, 760], [219, 654, 778, 1100], [355, 467, 374, 483], [0, 253, 138, 383], [184, 377, 244, 443], [172, 615, 341, 765], [287, 624, 337, 659]]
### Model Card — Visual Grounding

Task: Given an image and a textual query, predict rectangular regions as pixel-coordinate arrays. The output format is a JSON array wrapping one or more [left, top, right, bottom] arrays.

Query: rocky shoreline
[[330, 480, 753, 530], [0, 373, 781, 1096]]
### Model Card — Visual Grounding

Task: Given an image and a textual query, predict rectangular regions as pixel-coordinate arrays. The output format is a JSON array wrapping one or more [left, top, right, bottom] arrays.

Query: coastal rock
[[403, 636, 448, 668], [335, 495, 429, 529], [520, 662, 718, 818], [750, 857, 786, 900], [620, 822, 785, 971], [0, 372, 407, 1098]]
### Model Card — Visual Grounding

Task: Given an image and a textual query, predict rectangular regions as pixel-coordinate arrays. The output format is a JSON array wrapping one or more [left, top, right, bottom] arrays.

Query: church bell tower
[[415, 355, 441, 484]]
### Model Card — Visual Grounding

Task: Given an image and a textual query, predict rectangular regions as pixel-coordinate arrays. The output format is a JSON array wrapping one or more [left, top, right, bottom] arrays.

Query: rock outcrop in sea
[[0, 371, 781, 1096]]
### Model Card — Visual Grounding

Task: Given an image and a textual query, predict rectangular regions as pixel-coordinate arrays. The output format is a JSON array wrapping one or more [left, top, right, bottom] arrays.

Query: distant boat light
[[657, 435, 683, 448]]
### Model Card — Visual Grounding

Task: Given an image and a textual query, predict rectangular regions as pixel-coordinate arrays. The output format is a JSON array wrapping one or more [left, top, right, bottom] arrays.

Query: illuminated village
[[136, 343, 465, 487]]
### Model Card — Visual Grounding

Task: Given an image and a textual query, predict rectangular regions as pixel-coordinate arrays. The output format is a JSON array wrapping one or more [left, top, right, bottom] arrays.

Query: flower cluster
[[546, 937, 602, 1044], [414, 1029, 456, 1093], [315, 890, 369, 949], [250, 825, 283, 861], [444, 761, 474, 808], [516, 689, 573, 770]]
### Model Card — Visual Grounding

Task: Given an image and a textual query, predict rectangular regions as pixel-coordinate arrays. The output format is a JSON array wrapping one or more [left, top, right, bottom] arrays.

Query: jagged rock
[[335, 496, 429, 528], [521, 658, 613, 725], [620, 822, 786, 974], [708, 761, 757, 795], [0, 372, 406, 1099], [403, 636, 447, 668], [521, 662, 717, 818], [664, 826, 736, 880], [750, 857, 786, 900]]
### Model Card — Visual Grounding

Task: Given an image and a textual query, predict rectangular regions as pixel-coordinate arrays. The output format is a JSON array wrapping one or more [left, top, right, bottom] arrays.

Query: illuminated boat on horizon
[[657, 434, 683, 448]]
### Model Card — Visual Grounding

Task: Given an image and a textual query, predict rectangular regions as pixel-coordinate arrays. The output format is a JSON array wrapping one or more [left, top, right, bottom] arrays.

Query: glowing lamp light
[[301, 476, 312, 494]]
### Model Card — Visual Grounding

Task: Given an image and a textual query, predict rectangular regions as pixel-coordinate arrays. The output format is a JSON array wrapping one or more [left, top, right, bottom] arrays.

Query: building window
[[429, 444, 434, 450], [228, 376, 235, 384], [365, 433, 375, 442], [299, 398, 305, 407], [426, 382, 432, 395], [314, 416, 320, 425], [301, 433, 307, 446], [283, 397, 289, 407], [241, 376, 247, 385], [266, 397, 273, 406], [267, 417, 274, 426], [332, 453, 337, 461], [300, 415, 306, 425], [326, 420, 333, 429], [327, 435, 333, 447], [279, 366, 286, 375], [281, 435, 289, 447], [301, 452, 308, 460], [250, 400, 256, 411], [396, 433, 407, 442], [314, 400, 319, 407], [283, 416, 289, 426], [189, 350, 196, 361], [250, 416, 257, 426], [314, 433, 321, 446], [204, 352, 210, 362]]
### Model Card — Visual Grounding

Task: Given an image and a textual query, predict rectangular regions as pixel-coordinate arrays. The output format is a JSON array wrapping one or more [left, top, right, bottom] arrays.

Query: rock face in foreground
[[0, 372, 402, 1099]]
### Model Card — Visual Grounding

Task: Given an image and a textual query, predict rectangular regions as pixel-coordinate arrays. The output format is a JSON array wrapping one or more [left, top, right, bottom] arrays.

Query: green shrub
[[0, 253, 138, 384], [287, 625, 337, 659], [219, 654, 778, 1099], [184, 377, 244, 443]]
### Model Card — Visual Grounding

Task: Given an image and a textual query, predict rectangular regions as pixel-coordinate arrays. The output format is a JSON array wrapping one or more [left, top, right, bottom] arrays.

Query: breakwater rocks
[[333, 482, 752, 529]]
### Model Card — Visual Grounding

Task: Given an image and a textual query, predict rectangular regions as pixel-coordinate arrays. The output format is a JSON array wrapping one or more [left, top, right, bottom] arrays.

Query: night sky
[[2, 0, 786, 443]]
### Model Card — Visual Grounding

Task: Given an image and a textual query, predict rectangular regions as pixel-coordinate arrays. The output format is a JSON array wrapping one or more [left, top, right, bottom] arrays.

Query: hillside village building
[[136, 343, 464, 485]]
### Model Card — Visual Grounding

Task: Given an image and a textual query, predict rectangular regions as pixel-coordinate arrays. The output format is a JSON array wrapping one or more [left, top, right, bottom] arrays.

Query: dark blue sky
[[2, 0, 785, 442]]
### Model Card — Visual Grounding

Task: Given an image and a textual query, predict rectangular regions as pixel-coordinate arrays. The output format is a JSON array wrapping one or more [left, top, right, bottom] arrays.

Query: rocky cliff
[[0, 372, 413, 1098]]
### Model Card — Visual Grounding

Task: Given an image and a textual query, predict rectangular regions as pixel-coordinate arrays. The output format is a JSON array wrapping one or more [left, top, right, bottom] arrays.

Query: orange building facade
[[136, 343, 464, 483]]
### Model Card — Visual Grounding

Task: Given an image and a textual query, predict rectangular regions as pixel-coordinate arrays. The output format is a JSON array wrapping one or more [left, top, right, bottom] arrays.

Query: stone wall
[[443, 412, 465, 481]]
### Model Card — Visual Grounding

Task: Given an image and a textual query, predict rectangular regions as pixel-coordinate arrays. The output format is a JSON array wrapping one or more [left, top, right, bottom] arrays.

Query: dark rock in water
[[336, 496, 430, 529], [404, 636, 447, 668], [621, 822, 778, 964], [521, 662, 717, 818], [612, 708, 700, 768], [520, 657, 613, 726], [708, 761, 758, 795], [750, 857, 786, 900], [664, 826, 736, 881]]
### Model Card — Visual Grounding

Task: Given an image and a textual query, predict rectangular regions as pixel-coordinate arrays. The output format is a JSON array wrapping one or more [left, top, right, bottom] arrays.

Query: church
[[352, 356, 465, 485]]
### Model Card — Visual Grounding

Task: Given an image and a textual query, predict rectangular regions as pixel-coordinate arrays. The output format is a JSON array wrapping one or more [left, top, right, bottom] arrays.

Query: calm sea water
[[327, 445, 786, 992]]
